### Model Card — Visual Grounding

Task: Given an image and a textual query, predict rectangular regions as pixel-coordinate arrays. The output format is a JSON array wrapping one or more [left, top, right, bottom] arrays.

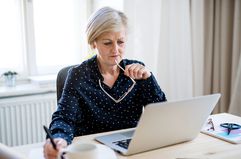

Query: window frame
[[0, 0, 123, 85]]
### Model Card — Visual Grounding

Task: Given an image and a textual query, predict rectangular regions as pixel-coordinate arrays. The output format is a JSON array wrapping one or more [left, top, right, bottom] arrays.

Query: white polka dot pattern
[[49, 55, 166, 144]]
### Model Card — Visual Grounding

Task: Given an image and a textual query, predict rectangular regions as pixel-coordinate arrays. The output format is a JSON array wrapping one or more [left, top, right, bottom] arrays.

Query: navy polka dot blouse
[[50, 55, 166, 144]]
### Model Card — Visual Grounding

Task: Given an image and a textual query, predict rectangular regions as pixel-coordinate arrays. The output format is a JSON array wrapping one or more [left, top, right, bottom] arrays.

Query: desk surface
[[13, 113, 241, 159]]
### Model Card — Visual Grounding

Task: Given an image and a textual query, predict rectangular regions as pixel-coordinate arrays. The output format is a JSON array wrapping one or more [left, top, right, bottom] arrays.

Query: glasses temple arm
[[115, 60, 136, 83]]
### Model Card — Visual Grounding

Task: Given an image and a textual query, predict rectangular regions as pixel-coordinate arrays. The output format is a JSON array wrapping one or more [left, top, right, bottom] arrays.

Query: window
[[33, 0, 89, 75], [0, 0, 25, 75], [0, 0, 123, 80]]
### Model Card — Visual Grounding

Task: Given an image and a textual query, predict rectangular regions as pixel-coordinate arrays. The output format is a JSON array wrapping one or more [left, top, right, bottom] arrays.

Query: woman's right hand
[[43, 138, 67, 159]]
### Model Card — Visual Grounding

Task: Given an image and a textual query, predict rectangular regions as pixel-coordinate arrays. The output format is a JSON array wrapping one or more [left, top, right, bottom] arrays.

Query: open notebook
[[201, 113, 241, 144]]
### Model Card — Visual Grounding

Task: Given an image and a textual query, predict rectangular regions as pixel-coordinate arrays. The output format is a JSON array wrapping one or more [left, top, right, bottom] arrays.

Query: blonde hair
[[86, 7, 128, 46]]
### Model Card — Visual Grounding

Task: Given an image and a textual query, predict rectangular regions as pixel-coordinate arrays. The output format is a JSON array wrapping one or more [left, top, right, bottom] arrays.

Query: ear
[[92, 41, 97, 49]]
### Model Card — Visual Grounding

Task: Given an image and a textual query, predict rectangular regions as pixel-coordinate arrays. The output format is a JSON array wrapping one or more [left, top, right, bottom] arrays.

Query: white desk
[[12, 113, 241, 159]]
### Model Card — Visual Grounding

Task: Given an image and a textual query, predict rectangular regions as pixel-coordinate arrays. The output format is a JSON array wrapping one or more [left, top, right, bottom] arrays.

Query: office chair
[[56, 65, 76, 101]]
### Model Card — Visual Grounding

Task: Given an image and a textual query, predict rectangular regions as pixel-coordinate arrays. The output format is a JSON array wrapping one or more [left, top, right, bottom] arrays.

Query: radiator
[[0, 93, 57, 146]]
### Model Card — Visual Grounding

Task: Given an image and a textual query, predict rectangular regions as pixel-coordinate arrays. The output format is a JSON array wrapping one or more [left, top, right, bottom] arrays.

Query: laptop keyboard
[[113, 139, 131, 149]]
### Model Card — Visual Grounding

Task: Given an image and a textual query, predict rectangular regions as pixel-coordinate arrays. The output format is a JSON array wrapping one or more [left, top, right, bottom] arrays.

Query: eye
[[103, 42, 112, 46], [117, 41, 124, 45]]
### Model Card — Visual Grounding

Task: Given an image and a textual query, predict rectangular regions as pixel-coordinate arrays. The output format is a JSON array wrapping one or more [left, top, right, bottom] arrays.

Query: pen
[[43, 125, 57, 150]]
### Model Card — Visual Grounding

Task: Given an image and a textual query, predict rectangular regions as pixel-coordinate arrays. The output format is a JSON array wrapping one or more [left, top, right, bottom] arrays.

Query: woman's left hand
[[124, 63, 151, 80]]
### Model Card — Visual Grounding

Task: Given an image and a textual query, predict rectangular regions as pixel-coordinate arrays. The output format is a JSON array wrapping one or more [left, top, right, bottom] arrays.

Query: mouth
[[109, 55, 120, 59], [110, 54, 119, 57]]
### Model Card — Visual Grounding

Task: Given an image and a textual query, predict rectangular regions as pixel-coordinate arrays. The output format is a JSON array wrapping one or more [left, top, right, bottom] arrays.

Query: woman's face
[[94, 28, 126, 67]]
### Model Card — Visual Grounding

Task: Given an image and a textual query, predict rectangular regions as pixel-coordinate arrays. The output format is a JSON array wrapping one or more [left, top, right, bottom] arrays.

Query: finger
[[44, 138, 67, 159], [45, 153, 58, 159], [46, 142, 58, 154], [129, 64, 140, 79], [137, 67, 145, 79], [124, 64, 148, 79], [56, 139, 67, 150], [43, 140, 59, 159], [124, 65, 131, 77], [45, 148, 58, 159], [46, 139, 58, 151], [44, 148, 57, 159], [142, 69, 151, 79], [56, 139, 64, 146], [134, 64, 146, 79]]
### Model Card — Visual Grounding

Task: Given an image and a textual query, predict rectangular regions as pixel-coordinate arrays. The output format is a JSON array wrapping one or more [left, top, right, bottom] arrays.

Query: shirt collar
[[88, 55, 103, 82], [88, 55, 127, 83]]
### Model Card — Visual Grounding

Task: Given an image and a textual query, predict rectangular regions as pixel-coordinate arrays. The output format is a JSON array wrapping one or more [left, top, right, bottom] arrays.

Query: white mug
[[58, 143, 117, 159]]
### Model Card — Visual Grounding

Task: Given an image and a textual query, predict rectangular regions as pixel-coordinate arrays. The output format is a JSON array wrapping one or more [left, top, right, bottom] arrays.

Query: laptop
[[95, 93, 221, 155]]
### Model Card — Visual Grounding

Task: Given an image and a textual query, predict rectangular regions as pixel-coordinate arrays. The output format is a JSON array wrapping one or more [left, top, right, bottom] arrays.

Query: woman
[[44, 7, 166, 159]]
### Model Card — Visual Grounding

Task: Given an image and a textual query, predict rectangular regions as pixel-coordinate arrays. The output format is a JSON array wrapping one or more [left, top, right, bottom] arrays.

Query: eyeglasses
[[206, 118, 241, 135], [220, 123, 241, 135], [99, 60, 136, 103]]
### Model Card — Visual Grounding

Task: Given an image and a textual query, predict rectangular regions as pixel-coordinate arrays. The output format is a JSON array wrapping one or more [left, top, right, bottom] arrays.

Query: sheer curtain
[[123, 0, 241, 115], [124, 0, 194, 100]]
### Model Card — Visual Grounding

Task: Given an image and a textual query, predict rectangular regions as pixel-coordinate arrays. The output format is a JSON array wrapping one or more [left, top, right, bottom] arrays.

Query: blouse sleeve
[[49, 67, 82, 144], [137, 73, 167, 106]]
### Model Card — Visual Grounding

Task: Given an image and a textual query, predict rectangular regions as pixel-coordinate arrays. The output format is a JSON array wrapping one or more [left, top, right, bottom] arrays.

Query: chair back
[[56, 65, 75, 101]]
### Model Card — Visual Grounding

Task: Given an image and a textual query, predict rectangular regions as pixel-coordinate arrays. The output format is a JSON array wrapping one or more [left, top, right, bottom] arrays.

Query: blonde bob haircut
[[86, 7, 128, 47]]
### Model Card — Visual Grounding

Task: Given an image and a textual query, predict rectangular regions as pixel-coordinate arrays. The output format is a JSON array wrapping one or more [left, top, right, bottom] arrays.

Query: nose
[[112, 42, 118, 54]]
